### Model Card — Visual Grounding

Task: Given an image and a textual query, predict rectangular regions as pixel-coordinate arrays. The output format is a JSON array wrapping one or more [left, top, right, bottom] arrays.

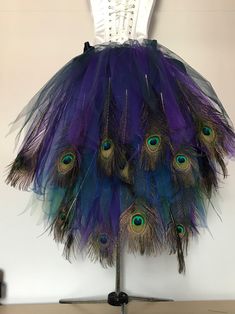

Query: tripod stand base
[[59, 293, 173, 314], [59, 293, 173, 304]]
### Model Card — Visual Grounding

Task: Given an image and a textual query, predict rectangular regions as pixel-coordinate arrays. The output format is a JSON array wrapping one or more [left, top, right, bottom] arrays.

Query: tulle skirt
[[7, 39, 235, 273]]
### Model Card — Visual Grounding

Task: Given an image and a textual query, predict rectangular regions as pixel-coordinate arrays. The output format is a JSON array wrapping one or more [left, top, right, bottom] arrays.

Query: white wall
[[0, 0, 235, 304]]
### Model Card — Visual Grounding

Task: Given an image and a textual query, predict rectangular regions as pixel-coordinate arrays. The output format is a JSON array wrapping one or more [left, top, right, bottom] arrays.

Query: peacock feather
[[120, 199, 164, 255]]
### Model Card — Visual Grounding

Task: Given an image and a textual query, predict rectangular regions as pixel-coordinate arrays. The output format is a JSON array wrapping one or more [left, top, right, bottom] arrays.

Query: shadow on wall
[[149, 0, 163, 38], [0, 269, 7, 304]]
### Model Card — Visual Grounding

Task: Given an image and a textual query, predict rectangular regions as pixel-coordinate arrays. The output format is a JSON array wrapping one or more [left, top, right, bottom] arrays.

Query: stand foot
[[129, 295, 173, 302], [121, 304, 126, 314], [59, 298, 107, 304]]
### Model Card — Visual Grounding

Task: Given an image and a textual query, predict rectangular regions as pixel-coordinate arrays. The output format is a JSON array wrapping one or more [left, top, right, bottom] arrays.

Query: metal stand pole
[[107, 234, 128, 313], [116, 237, 121, 293], [59, 233, 173, 312]]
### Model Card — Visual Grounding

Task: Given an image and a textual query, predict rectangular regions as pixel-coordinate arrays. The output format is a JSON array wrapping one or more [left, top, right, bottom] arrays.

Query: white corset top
[[90, 0, 156, 44]]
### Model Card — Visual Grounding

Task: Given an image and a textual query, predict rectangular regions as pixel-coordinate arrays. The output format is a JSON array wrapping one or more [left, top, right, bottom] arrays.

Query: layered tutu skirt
[[7, 39, 235, 273]]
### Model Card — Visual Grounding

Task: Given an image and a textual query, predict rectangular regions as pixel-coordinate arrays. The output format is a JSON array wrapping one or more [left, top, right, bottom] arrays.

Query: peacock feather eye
[[100, 138, 114, 159], [173, 154, 191, 171], [102, 139, 112, 151], [176, 155, 187, 164], [202, 126, 212, 136], [176, 224, 186, 238], [132, 215, 144, 226], [62, 154, 73, 165], [130, 213, 146, 234], [146, 135, 161, 152], [99, 233, 109, 245], [58, 151, 76, 174], [201, 125, 216, 143]]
